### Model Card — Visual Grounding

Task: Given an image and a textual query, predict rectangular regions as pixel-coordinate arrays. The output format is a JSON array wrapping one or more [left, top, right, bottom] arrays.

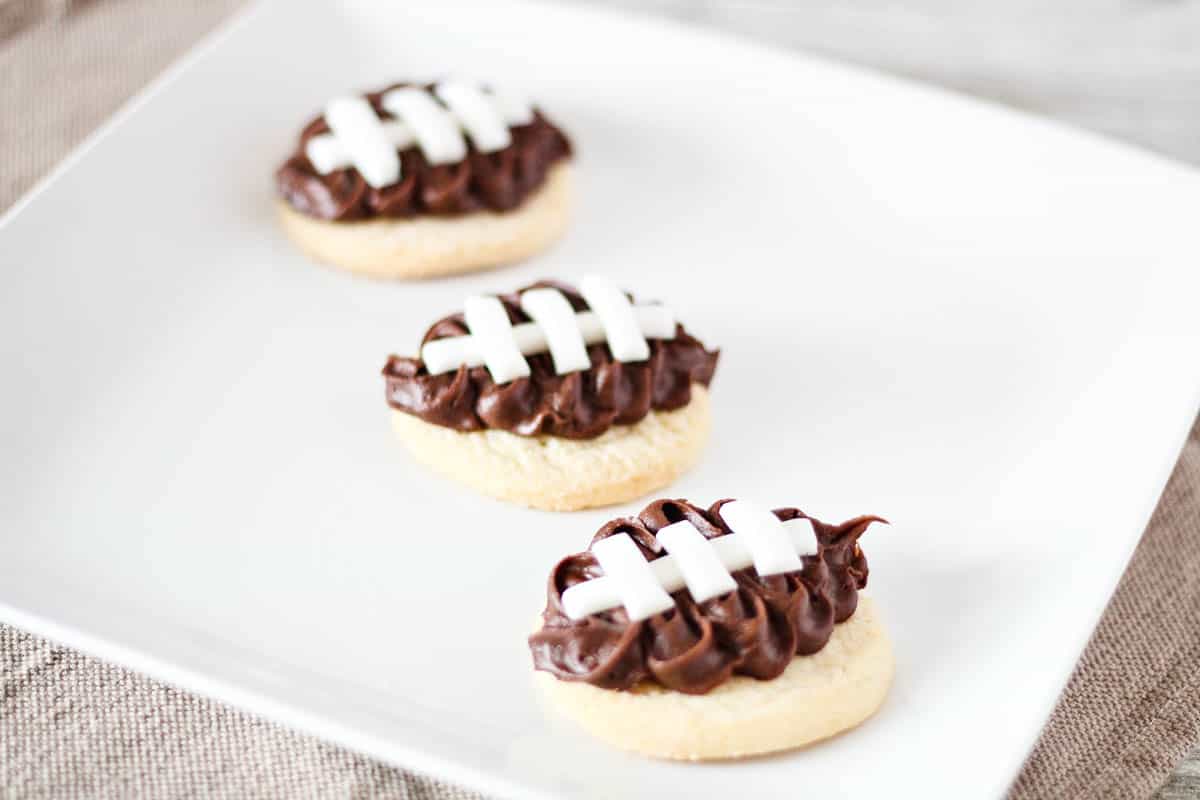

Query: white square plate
[[3, 1, 1199, 797]]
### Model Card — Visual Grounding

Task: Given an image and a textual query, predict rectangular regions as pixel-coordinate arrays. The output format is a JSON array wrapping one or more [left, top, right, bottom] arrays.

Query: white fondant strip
[[518, 289, 592, 375], [320, 96, 401, 189], [420, 304, 675, 376], [560, 516, 818, 621], [463, 296, 530, 384], [579, 276, 651, 363], [304, 82, 537, 181], [589, 534, 675, 623], [656, 521, 737, 604], [718, 501, 804, 577], [382, 87, 467, 165], [488, 87, 534, 126], [306, 121, 415, 175], [435, 82, 512, 153]]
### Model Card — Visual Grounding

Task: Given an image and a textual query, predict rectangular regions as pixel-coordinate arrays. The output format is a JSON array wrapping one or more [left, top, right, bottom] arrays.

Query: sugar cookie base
[[390, 385, 711, 511], [535, 595, 893, 760], [277, 162, 572, 280]]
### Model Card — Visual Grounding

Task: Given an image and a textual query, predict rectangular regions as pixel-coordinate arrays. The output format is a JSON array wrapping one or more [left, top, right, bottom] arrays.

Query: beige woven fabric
[[0, 0, 249, 208], [0, 624, 483, 799], [2, 1, 1200, 798], [1008, 418, 1200, 799]]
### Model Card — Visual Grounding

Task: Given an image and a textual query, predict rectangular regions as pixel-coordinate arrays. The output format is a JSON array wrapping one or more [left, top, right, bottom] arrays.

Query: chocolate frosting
[[528, 498, 884, 695], [382, 282, 719, 440], [275, 82, 572, 221]]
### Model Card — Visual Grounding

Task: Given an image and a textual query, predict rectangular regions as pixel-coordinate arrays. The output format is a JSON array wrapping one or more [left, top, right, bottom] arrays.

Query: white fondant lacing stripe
[[419, 276, 677, 384], [560, 501, 818, 622], [719, 500, 805, 577], [655, 521, 737, 604], [306, 120, 414, 180], [434, 81, 513, 153], [463, 295, 531, 385], [380, 87, 468, 166], [518, 288, 592, 375], [579, 276, 651, 363], [318, 96, 402, 190], [590, 534, 676, 622], [487, 87, 535, 126], [304, 82, 535, 188]]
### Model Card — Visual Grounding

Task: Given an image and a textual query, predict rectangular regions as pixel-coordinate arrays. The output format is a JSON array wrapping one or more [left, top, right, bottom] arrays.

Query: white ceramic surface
[[2, 1, 1199, 797]]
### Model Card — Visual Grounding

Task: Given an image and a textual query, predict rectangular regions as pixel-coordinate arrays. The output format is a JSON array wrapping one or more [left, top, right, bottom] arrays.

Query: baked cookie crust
[[277, 163, 572, 280], [536, 595, 893, 760], [390, 383, 710, 511]]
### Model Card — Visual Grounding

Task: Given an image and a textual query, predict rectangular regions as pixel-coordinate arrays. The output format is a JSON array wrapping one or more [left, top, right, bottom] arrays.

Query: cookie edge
[[533, 595, 894, 760], [277, 162, 572, 280], [390, 384, 712, 511]]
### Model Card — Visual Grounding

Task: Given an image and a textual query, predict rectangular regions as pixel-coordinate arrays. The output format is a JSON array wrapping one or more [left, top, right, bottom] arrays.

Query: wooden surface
[[566, 1, 1200, 795]]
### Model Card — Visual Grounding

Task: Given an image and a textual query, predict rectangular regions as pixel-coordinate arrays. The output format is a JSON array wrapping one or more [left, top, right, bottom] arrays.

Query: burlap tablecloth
[[3, 2, 1199, 797]]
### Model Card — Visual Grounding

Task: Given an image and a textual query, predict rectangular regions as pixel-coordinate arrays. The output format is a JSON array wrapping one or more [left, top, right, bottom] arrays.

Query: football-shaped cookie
[[276, 80, 572, 279], [529, 497, 892, 759], [382, 277, 719, 510]]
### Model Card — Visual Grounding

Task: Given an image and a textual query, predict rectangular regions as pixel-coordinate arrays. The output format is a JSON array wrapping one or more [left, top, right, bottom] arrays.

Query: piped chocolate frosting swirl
[[382, 281, 719, 440], [276, 82, 572, 221], [528, 498, 884, 695]]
